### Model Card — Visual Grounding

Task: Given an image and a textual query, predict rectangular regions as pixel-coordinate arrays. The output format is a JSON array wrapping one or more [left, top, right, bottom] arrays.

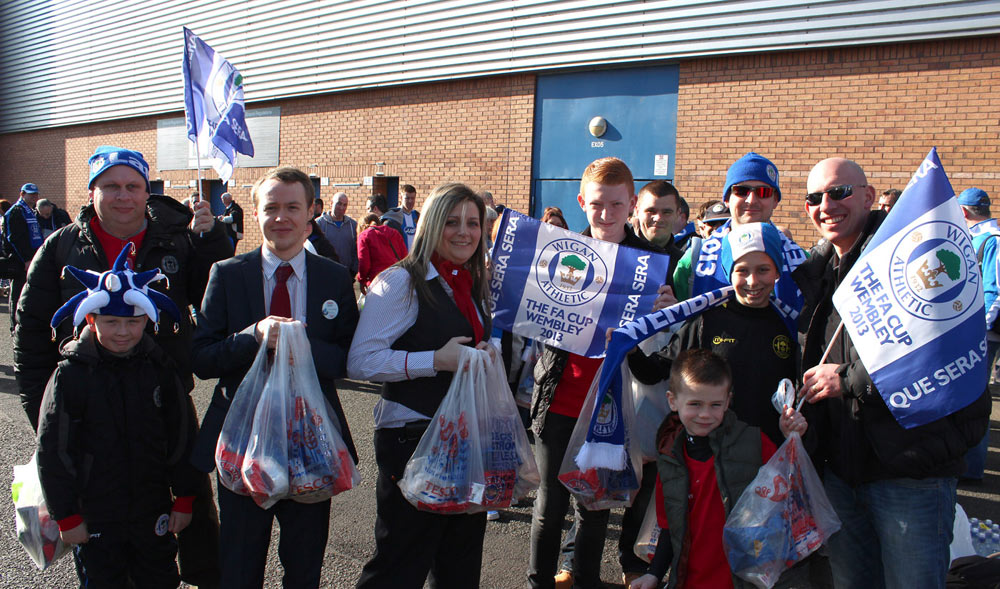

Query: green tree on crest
[[932, 249, 961, 281], [560, 254, 586, 281]]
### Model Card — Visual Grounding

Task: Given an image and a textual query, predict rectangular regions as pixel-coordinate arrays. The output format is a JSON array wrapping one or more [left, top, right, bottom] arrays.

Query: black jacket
[[14, 194, 234, 429], [224, 201, 244, 240], [794, 210, 990, 484], [36, 328, 200, 525], [4, 199, 40, 266], [189, 248, 359, 472], [530, 225, 676, 434]]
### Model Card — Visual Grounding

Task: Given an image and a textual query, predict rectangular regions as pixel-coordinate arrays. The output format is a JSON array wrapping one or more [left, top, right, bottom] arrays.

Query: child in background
[[36, 245, 198, 588], [629, 349, 807, 589]]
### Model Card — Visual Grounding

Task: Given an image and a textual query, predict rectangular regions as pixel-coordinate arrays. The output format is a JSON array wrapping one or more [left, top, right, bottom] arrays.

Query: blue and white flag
[[182, 27, 254, 183], [692, 218, 806, 335], [490, 209, 671, 358], [575, 287, 734, 469], [832, 148, 987, 429]]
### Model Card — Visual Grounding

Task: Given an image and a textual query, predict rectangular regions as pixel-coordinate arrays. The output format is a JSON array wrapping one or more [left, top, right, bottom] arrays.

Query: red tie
[[270, 265, 293, 318]]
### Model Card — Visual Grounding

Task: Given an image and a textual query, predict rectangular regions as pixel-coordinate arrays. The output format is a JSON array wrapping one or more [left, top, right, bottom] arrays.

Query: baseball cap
[[20, 183, 38, 194], [702, 202, 730, 223], [957, 188, 989, 207]]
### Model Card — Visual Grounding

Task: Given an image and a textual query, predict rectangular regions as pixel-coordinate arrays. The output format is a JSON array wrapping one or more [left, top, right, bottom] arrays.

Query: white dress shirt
[[348, 264, 484, 429]]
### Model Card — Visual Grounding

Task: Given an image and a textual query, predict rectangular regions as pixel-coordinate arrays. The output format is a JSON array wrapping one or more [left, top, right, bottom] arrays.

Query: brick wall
[[2, 37, 998, 251], [674, 35, 1000, 245], [0, 74, 535, 254]]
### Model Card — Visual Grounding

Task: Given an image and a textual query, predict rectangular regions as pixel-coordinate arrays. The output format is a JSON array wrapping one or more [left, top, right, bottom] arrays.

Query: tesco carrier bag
[[399, 346, 539, 513], [215, 327, 273, 496], [282, 322, 360, 503], [12, 454, 69, 570], [722, 432, 841, 588]]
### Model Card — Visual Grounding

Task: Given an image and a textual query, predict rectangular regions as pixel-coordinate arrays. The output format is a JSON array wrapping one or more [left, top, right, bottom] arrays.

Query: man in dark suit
[[191, 167, 359, 588]]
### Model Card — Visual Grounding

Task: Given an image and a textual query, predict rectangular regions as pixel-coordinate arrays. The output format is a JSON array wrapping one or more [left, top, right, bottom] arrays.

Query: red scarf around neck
[[431, 252, 484, 344]]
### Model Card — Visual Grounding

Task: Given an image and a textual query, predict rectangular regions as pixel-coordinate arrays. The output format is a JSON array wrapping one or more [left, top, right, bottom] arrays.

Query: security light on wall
[[375, 162, 386, 176], [589, 116, 607, 138]]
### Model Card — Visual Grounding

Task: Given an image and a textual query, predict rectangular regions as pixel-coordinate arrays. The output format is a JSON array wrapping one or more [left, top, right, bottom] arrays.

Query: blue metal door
[[531, 65, 679, 229]]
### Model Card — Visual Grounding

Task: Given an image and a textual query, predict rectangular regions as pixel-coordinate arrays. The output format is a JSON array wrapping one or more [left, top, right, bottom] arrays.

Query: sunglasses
[[730, 185, 775, 199], [805, 184, 862, 206]]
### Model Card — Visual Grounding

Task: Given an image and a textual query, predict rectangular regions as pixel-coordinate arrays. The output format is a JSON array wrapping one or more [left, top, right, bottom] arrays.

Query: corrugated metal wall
[[2, 0, 999, 133]]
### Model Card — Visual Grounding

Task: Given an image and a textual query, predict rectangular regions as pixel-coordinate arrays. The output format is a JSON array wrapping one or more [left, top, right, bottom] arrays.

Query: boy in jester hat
[[35, 243, 201, 588]]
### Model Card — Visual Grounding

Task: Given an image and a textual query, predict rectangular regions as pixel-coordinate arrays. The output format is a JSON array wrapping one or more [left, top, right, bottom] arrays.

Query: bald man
[[793, 157, 990, 588], [316, 191, 358, 277]]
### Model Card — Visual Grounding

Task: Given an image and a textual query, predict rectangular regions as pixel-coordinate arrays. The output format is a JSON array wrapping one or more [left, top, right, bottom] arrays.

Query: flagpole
[[796, 320, 844, 412], [195, 139, 204, 237]]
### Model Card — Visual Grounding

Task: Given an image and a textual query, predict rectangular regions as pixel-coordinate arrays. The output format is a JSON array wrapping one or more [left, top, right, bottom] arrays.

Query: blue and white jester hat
[[51, 243, 181, 337]]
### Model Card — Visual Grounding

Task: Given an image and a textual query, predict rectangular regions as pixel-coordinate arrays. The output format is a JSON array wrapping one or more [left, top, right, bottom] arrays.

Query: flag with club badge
[[182, 27, 254, 183], [489, 208, 671, 358], [832, 148, 987, 429]]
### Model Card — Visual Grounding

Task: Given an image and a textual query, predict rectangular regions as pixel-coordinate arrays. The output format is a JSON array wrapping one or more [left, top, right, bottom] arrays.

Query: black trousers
[[617, 462, 658, 574], [73, 516, 180, 589], [177, 471, 221, 587], [356, 426, 487, 589], [9, 274, 25, 334], [217, 478, 331, 588]]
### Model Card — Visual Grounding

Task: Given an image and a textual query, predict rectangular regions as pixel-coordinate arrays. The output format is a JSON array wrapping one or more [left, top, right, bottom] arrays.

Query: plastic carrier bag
[[12, 454, 69, 570], [282, 322, 360, 503], [399, 346, 539, 513], [557, 360, 643, 510], [633, 494, 662, 564], [215, 327, 273, 496], [722, 433, 841, 588]]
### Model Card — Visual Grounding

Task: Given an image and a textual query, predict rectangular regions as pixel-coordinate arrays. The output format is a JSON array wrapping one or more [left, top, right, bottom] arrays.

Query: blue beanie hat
[[957, 187, 989, 207], [88, 146, 150, 193], [720, 222, 785, 279], [51, 244, 180, 335], [723, 152, 781, 202]]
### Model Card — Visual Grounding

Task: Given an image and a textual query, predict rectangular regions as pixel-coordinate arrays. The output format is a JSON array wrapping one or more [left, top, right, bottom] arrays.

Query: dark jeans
[[9, 274, 24, 334], [218, 479, 331, 588], [357, 427, 487, 589], [529, 412, 610, 589]]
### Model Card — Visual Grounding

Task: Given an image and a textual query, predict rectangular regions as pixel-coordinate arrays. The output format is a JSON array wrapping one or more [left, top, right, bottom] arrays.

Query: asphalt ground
[[1, 299, 999, 588]]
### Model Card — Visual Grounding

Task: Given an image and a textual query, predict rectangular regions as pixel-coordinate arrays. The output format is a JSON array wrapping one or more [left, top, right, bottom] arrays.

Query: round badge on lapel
[[322, 300, 339, 320]]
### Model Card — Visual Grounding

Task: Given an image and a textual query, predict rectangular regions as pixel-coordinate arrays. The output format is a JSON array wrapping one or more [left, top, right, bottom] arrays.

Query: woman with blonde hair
[[348, 183, 494, 588]]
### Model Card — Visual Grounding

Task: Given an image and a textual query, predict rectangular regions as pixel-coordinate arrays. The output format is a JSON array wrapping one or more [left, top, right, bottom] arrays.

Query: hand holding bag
[[12, 454, 69, 570]]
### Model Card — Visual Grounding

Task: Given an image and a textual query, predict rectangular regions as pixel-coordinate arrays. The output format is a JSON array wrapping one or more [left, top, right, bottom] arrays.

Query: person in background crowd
[[4, 183, 42, 334], [877, 188, 901, 213], [0, 200, 12, 215], [191, 166, 358, 588], [35, 198, 72, 239], [313, 197, 324, 219], [672, 196, 696, 250], [15, 146, 231, 587], [540, 206, 568, 230], [306, 218, 341, 262], [795, 157, 990, 588], [529, 157, 675, 589], [958, 187, 1000, 481], [695, 200, 729, 238], [391, 184, 420, 250], [316, 191, 359, 280], [348, 183, 494, 588], [357, 213, 408, 295], [220, 192, 244, 250], [369, 193, 405, 242]]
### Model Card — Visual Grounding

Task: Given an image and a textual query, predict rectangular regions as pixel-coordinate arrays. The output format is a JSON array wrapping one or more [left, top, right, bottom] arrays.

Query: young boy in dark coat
[[36, 244, 198, 588]]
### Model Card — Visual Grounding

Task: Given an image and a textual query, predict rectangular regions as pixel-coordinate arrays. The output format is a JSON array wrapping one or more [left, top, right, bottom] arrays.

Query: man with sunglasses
[[672, 152, 806, 335], [794, 158, 990, 588]]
